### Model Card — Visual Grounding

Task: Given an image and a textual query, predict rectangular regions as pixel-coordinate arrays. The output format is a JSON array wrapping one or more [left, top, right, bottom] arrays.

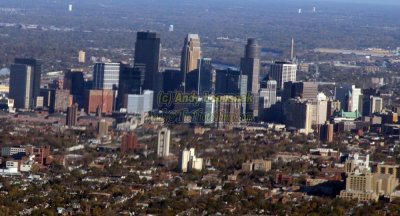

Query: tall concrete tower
[[157, 128, 171, 158]]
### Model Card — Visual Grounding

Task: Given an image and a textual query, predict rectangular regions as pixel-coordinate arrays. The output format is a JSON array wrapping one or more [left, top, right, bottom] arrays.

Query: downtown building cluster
[[2, 31, 393, 159], [2, 30, 400, 208]]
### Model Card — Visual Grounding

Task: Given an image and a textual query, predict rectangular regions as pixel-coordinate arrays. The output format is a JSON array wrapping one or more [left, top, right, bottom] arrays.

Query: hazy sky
[[321, 0, 400, 5]]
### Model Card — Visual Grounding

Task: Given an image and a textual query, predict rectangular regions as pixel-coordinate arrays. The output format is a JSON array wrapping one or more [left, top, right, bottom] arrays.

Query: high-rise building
[[163, 69, 183, 93], [215, 68, 247, 95], [320, 122, 334, 143], [269, 62, 297, 90], [181, 34, 202, 92], [335, 85, 362, 112], [52, 89, 72, 113], [197, 58, 213, 95], [283, 81, 318, 102], [178, 148, 203, 173], [361, 95, 383, 116], [121, 132, 138, 153], [283, 99, 313, 134], [9, 64, 34, 109], [14, 58, 42, 104], [66, 103, 78, 127], [259, 80, 277, 121], [40, 88, 53, 109], [241, 38, 261, 118], [93, 63, 120, 90], [259, 80, 277, 109], [78, 51, 86, 63], [64, 69, 85, 96], [117, 63, 145, 110], [87, 89, 115, 114], [179, 148, 192, 173], [351, 86, 362, 112], [124, 90, 154, 114], [157, 128, 170, 158], [215, 96, 242, 128], [202, 96, 215, 125], [309, 99, 328, 126], [134, 31, 161, 91]]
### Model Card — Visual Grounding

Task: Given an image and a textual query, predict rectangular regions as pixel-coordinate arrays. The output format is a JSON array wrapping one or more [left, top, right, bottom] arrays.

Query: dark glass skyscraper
[[116, 62, 145, 110], [14, 58, 42, 104], [198, 58, 213, 95], [134, 31, 161, 91], [240, 39, 261, 118], [215, 68, 240, 95], [9, 64, 34, 109], [163, 69, 182, 93], [215, 68, 247, 96], [184, 58, 213, 94], [64, 69, 85, 96]]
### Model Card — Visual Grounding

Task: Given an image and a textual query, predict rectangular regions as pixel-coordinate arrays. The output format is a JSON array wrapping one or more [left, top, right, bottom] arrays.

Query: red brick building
[[87, 89, 115, 114], [121, 133, 138, 153]]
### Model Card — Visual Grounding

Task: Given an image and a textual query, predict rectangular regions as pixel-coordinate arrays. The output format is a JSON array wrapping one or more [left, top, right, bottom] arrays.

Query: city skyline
[[0, 0, 400, 215]]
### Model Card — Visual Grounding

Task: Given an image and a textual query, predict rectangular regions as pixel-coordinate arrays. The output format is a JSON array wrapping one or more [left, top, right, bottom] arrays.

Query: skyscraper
[[361, 95, 383, 116], [197, 58, 213, 95], [134, 31, 161, 91], [157, 128, 170, 158], [269, 62, 297, 90], [202, 96, 215, 125], [260, 80, 277, 109], [181, 34, 202, 92], [320, 122, 334, 143], [241, 38, 261, 118], [64, 69, 85, 96], [215, 68, 245, 95], [9, 64, 34, 109], [14, 58, 42, 106], [93, 63, 120, 90], [163, 69, 183, 93], [66, 103, 78, 127], [214, 68, 247, 115], [215, 96, 242, 128], [117, 63, 145, 110], [259, 80, 277, 121]]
